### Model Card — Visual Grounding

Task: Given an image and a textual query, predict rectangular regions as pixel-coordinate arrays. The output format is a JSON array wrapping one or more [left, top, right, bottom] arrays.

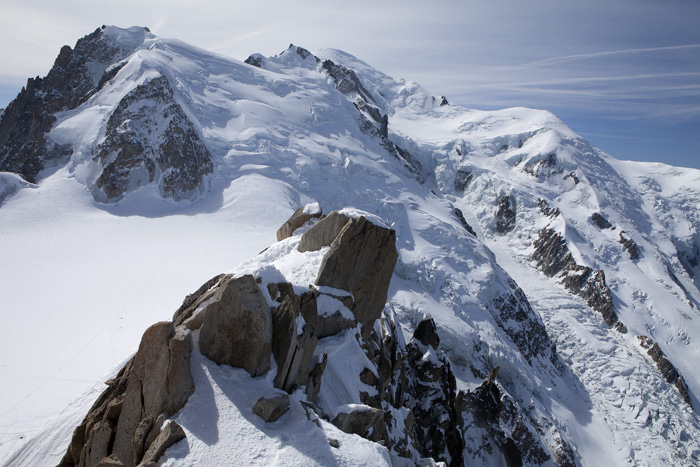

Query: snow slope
[[1, 26, 699, 465]]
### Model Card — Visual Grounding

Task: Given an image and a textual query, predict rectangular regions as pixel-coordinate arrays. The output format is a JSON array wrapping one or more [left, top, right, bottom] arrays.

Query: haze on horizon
[[1, 0, 698, 169]]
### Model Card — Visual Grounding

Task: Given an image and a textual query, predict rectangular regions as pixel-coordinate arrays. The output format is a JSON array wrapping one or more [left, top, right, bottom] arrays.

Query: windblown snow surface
[[1, 27, 700, 465]]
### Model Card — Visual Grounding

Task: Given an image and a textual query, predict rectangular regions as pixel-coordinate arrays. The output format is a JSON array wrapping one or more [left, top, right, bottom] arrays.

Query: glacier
[[0, 26, 699, 466]]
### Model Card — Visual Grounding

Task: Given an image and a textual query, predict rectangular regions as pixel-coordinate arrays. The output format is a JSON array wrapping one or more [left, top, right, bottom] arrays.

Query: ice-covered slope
[[1, 26, 699, 465]]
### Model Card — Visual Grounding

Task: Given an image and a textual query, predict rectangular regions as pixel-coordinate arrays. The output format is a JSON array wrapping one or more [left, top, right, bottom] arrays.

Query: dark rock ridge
[[674, 234, 700, 290], [590, 212, 613, 230], [454, 168, 473, 193], [532, 228, 621, 329], [319, 57, 425, 181], [0, 26, 146, 183], [492, 277, 561, 367], [619, 231, 640, 261], [523, 153, 562, 179], [496, 195, 517, 235], [454, 207, 477, 237], [638, 336, 692, 407], [537, 199, 560, 218], [92, 75, 213, 202]]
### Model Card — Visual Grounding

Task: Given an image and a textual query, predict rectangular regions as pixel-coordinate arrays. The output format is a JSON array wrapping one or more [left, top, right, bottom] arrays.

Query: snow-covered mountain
[[1, 26, 699, 466]]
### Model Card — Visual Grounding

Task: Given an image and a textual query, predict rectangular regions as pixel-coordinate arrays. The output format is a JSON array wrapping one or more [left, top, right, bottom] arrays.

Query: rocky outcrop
[[492, 277, 561, 366], [298, 211, 351, 252], [638, 336, 692, 406], [270, 294, 318, 392], [620, 231, 640, 261], [454, 168, 473, 193], [496, 195, 517, 235], [538, 199, 560, 218], [276, 204, 322, 241], [332, 406, 388, 444], [314, 214, 399, 325], [139, 421, 186, 466], [60, 205, 577, 467], [92, 75, 213, 203], [533, 228, 621, 329], [60, 322, 194, 467], [253, 395, 291, 423], [0, 26, 146, 183], [524, 153, 562, 179], [590, 212, 613, 229], [404, 318, 464, 464], [198, 274, 272, 377], [454, 207, 477, 237]]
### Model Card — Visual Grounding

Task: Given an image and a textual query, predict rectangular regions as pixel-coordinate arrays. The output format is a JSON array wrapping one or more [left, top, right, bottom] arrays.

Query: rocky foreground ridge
[[59, 206, 574, 466], [2, 25, 700, 467]]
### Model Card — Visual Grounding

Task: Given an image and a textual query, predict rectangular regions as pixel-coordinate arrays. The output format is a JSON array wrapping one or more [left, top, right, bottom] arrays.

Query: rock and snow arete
[[1, 26, 699, 466]]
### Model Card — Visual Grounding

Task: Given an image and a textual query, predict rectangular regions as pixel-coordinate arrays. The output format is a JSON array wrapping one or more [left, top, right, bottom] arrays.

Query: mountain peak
[[1, 26, 700, 467]]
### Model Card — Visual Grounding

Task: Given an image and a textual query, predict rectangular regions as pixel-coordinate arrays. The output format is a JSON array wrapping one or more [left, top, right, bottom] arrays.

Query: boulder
[[315, 216, 398, 325], [199, 274, 272, 377], [277, 204, 323, 241], [139, 421, 186, 465], [252, 395, 291, 423], [331, 406, 388, 444], [298, 211, 351, 252]]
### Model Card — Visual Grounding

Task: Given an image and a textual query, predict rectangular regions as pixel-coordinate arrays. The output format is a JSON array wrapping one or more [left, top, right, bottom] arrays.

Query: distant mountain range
[[1, 26, 699, 466]]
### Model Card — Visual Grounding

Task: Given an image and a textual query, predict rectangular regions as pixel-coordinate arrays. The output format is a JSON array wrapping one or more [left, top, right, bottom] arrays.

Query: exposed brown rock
[[60, 318, 194, 467], [252, 395, 291, 423], [276, 205, 323, 241], [139, 421, 186, 465], [95, 454, 125, 466], [315, 216, 398, 325], [271, 295, 318, 392], [111, 322, 194, 466], [298, 211, 351, 252], [172, 273, 227, 327], [331, 406, 388, 445], [198, 274, 272, 377], [80, 420, 114, 467]]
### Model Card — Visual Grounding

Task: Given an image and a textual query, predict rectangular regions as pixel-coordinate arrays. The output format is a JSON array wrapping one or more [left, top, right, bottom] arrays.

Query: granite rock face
[[198, 274, 272, 377], [59, 321, 194, 467], [276, 205, 323, 241], [533, 227, 620, 329], [92, 75, 213, 203], [0, 26, 213, 204], [496, 195, 517, 235], [0, 27, 148, 183], [314, 215, 399, 325], [638, 336, 692, 406]]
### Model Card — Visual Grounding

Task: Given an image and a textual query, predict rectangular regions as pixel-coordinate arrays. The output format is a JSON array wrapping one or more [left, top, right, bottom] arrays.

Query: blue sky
[[1, 0, 699, 169]]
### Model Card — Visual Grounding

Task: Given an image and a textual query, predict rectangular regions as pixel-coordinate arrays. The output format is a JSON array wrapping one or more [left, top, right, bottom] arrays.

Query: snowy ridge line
[[0, 25, 699, 466]]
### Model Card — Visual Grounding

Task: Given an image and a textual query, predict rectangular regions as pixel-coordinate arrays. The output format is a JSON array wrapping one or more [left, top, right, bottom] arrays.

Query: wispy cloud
[[518, 44, 700, 69]]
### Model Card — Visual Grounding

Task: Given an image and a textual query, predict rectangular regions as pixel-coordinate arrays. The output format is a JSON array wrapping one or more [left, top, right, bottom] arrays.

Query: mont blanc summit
[[1, 26, 699, 466]]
